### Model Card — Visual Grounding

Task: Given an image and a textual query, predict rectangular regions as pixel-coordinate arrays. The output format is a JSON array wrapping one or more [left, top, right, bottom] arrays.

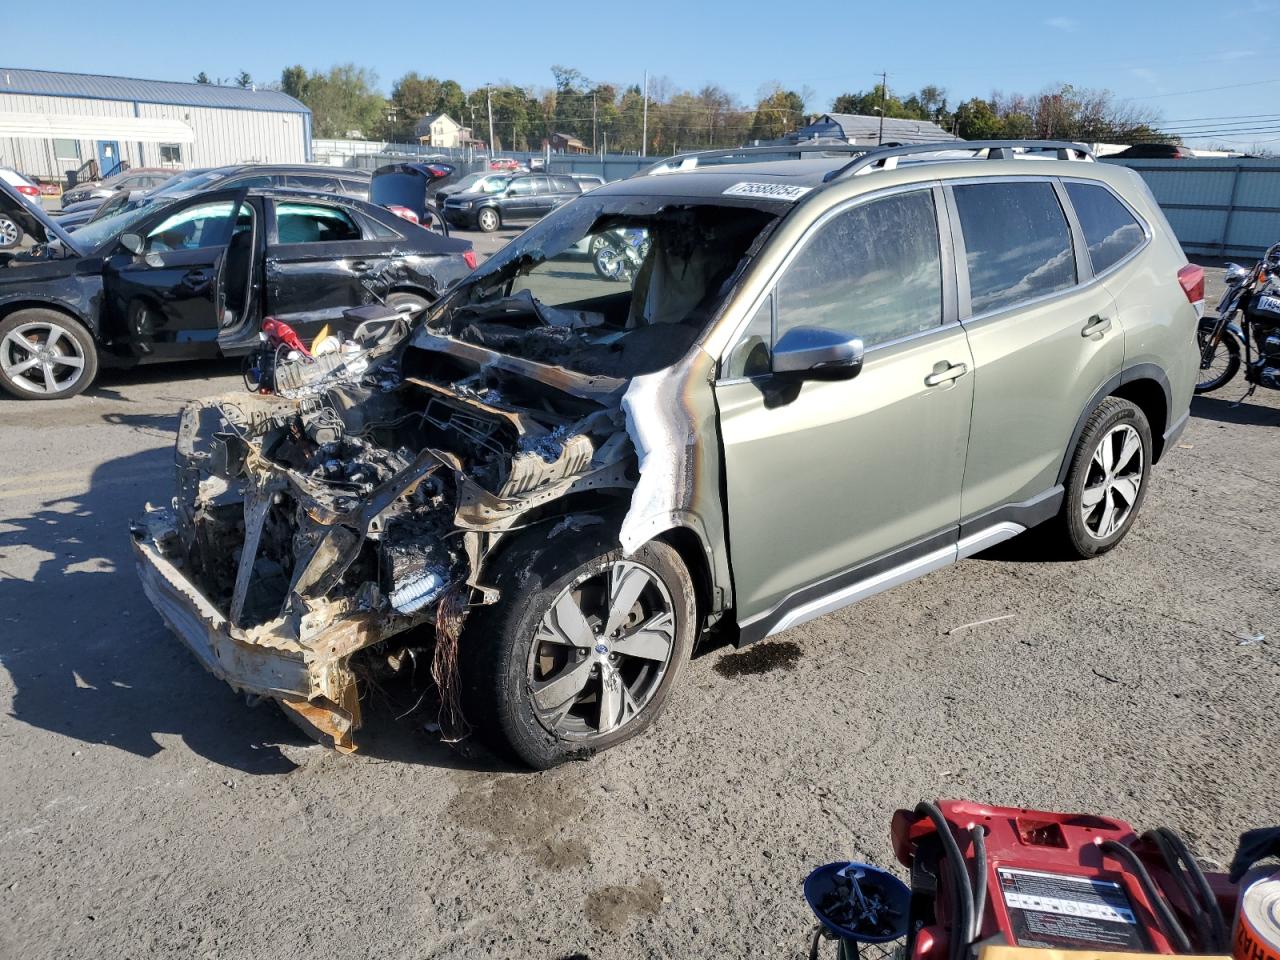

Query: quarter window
[[953, 181, 1076, 315], [275, 202, 362, 243], [1065, 182, 1145, 275], [776, 190, 943, 348]]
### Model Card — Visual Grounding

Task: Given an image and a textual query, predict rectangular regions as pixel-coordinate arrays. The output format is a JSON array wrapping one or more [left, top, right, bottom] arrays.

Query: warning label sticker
[[998, 868, 1148, 951], [722, 182, 813, 202]]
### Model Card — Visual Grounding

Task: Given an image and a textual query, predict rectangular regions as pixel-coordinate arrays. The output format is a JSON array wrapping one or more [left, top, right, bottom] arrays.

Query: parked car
[[432, 171, 514, 209], [54, 168, 214, 230], [1108, 143, 1193, 159], [441, 173, 582, 232], [0, 181, 475, 400], [0, 169, 42, 248], [568, 174, 605, 191], [61, 168, 175, 207], [130, 140, 1202, 767], [489, 158, 521, 171]]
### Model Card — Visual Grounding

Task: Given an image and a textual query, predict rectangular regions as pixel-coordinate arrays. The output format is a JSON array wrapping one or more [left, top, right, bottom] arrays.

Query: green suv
[[133, 141, 1202, 767]]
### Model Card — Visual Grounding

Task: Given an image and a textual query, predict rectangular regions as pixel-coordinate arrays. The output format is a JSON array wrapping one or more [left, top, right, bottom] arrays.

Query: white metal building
[[0, 67, 312, 181]]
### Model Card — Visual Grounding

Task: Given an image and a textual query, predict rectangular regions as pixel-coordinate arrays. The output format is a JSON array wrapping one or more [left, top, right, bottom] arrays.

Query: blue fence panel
[[1107, 158, 1280, 257]]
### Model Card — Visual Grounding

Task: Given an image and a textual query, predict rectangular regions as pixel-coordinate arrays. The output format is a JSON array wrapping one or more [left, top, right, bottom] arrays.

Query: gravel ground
[[0, 258, 1277, 960]]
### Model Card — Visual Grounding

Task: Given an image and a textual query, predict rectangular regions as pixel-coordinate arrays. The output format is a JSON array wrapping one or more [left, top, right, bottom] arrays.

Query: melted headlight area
[[136, 356, 635, 749]]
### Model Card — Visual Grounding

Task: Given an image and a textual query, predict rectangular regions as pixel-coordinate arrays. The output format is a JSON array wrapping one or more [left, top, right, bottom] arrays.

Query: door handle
[[1082, 315, 1112, 338], [183, 269, 210, 285], [925, 362, 968, 387], [350, 260, 372, 273]]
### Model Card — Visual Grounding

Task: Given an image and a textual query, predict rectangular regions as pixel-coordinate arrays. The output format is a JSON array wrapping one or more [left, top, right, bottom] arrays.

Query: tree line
[[195, 66, 1171, 151]]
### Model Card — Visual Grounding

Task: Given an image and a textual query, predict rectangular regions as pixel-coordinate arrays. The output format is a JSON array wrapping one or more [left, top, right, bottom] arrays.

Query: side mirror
[[772, 326, 865, 380], [120, 232, 143, 255], [1224, 262, 1249, 285]]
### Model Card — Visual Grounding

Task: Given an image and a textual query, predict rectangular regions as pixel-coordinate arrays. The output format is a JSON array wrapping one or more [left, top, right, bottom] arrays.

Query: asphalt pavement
[[0, 256, 1276, 960]]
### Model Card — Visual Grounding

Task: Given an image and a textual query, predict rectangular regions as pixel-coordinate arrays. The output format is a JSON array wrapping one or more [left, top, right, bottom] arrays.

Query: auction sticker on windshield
[[722, 182, 813, 201]]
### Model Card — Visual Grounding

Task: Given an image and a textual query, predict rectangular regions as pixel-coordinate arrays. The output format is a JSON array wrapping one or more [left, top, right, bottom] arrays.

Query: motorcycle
[[1195, 241, 1280, 395], [592, 227, 650, 283]]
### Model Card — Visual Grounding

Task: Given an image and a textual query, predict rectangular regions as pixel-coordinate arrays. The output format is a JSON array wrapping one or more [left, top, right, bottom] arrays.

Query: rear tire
[[461, 529, 696, 769], [0, 308, 98, 400], [1194, 318, 1241, 394], [1053, 397, 1152, 558]]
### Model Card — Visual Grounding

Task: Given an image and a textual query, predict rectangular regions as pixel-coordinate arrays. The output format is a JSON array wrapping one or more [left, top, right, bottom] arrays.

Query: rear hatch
[[370, 162, 457, 224]]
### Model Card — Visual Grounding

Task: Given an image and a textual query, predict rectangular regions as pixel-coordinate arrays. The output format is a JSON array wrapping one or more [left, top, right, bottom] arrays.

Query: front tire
[[476, 207, 501, 233], [1194, 318, 1241, 393], [385, 290, 431, 316], [0, 309, 98, 400], [1054, 397, 1152, 558], [462, 530, 696, 769]]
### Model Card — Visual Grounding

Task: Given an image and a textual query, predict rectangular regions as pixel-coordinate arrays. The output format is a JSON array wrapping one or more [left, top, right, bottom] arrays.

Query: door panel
[[950, 179, 1125, 520], [265, 199, 390, 336], [717, 324, 974, 622], [101, 196, 240, 361]]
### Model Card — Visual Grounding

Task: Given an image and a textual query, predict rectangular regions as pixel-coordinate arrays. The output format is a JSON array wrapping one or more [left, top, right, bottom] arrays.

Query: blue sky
[[23, 0, 1280, 149]]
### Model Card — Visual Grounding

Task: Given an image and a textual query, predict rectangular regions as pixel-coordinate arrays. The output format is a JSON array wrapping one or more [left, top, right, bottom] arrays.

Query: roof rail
[[636, 141, 870, 177], [822, 140, 1094, 182]]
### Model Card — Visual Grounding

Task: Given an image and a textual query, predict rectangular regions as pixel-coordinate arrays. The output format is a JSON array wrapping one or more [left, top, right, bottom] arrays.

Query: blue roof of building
[[0, 67, 310, 115]]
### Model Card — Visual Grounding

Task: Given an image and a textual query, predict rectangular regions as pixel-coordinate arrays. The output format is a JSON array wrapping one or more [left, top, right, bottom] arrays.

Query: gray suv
[[132, 141, 1201, 767]]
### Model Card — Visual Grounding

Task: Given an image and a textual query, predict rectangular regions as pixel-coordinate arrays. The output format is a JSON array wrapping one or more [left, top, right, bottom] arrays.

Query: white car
[[0, 169, 41, 248]]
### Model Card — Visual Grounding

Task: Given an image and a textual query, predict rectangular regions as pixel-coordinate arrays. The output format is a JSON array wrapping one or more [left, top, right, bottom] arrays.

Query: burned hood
[[0, 180, 83, 254]]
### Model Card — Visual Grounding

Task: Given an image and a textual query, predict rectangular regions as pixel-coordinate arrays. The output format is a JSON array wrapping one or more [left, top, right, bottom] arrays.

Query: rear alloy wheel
[[0, 215, 22, 249], [463, 532, 696, 768], [476, 207, 500, 233], [1055, 397, 1152, 558], [0, 309, 98, 400]]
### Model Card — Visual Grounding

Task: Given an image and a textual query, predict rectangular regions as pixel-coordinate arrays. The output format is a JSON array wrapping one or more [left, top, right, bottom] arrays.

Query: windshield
[[71, 195, 180, 252], [421, 194, 777, 378]]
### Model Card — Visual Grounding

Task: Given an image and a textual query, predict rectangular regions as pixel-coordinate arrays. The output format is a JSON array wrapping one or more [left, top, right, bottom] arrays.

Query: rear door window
[[952, 181, 1076, 315], [274, 201, 363, 243], [1064, 181, 1145, 275], [776, 189, 943, 348], [286, 173, 340, 192]]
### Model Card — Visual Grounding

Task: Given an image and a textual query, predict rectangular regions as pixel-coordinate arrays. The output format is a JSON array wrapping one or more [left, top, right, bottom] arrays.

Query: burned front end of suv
[[132, 188, 783, 752]]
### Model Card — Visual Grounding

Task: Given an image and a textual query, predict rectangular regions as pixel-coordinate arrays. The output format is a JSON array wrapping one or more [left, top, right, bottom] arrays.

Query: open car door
[[102, 189, 249, 362]]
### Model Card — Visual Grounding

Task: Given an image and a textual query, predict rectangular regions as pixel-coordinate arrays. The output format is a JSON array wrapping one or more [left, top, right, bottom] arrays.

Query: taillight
[[463, 250, 477, 271], [385, 204, 419, 225], [17, 184, 40, 197], [1178, 263, 1205, 317]]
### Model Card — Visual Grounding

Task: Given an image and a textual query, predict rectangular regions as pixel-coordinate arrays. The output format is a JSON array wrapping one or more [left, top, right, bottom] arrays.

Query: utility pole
[[641, 70, 649, 158], [592, 92, 598, 154], [487, 86, 495, 155], [878, 71, 887, 145]]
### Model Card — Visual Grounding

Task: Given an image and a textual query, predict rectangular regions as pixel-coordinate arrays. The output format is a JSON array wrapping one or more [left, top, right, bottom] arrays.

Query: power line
[[1124, 77, 1280, 100]]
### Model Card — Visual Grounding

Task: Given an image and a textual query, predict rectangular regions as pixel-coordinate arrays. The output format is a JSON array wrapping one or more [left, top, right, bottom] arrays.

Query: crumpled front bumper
[[131, 521, 364, 751]]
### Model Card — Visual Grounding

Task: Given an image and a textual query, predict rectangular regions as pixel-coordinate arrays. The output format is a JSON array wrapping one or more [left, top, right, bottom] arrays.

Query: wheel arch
[[1057, 364, 1173, 485], [0, 297, 98, 339]]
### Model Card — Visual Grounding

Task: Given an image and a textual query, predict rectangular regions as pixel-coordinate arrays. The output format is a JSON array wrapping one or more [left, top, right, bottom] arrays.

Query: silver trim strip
[[763, 521, 1027, 637]]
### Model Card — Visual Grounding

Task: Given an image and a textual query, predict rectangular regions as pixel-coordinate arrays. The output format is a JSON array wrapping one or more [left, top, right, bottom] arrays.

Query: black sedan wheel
[[0, 309, 99, 400]]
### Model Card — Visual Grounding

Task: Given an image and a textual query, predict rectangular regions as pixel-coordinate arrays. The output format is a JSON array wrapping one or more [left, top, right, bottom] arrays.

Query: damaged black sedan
[[0, 180, 473, 400]]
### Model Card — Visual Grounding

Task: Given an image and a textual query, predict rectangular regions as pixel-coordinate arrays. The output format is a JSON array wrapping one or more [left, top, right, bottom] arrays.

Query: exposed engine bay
[[131, 196, 780, 752]]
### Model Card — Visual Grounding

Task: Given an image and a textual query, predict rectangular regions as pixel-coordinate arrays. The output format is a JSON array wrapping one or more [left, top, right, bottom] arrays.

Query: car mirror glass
[[120, 232, 143, 255]]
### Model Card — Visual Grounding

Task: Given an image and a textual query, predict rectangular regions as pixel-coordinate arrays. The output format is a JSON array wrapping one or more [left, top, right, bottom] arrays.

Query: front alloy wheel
[[476, 208, 500, 233], [0, 310, 98, 400], [462, 533, 696, 768], [528, 560, 677, 739]]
